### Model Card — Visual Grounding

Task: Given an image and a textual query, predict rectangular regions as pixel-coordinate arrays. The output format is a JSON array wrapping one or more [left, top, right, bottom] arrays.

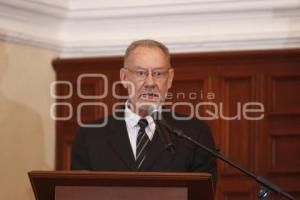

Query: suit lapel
[[107, 114, 136, 170], [106, 111, 178, 171], [139, 129, 167, 170], [140, 112, 179, 170]]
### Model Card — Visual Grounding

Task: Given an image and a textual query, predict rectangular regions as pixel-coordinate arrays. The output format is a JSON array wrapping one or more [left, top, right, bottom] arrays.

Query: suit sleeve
[[189, 120, 218, 191], [71, 128, 91, 170]]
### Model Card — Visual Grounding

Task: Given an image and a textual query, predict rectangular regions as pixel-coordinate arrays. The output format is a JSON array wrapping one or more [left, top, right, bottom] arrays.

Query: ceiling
[[0, 0, 299, 57]]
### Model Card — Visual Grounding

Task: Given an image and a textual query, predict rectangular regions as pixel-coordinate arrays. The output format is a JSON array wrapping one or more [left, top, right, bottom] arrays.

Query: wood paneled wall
[[52, 49, 300, 200]]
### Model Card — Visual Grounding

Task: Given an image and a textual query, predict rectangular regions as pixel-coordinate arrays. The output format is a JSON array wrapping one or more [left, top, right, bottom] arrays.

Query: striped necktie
[[136, 118, 150, 169]]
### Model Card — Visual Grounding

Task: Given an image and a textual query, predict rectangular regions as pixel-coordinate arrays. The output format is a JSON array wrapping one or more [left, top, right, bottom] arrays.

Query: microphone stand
[[151, 110, 175, 153], [155, 121, 175, 153], [160, 120, 296, 200]]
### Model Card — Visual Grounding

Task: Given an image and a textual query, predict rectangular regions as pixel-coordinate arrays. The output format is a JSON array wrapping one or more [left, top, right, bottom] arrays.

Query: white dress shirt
[[124, 103, 156, 159]]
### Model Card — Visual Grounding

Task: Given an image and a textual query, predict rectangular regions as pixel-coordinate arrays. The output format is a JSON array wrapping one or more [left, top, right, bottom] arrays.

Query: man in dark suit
[[71, 39, 217, 187]]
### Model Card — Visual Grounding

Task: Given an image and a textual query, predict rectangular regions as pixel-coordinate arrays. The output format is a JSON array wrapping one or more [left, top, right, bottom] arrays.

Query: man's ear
[[120, 68, 128, 88], [167, 67, 174, 89]]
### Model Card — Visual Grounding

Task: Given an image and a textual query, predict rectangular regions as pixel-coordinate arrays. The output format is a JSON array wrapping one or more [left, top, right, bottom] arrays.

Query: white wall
[[0, 41, 58, 200]]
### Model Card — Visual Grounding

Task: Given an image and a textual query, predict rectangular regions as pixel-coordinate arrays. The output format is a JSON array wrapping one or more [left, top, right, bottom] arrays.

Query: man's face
[[120, 46, 174, 114]]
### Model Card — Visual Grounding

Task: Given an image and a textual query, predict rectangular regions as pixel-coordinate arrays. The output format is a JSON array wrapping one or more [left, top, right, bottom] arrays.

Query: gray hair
[[124, 39, 170, 67]]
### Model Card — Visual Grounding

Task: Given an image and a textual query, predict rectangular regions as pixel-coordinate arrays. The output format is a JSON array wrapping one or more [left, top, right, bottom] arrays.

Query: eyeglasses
[[124, 67, 171, 81]]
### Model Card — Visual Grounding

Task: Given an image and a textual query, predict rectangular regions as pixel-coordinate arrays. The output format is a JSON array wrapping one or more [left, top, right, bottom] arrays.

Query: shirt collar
[[124, 101, 154, 129]]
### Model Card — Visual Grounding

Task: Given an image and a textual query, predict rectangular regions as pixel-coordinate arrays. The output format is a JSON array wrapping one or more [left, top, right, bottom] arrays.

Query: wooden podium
[[28, 171, 214, 200]]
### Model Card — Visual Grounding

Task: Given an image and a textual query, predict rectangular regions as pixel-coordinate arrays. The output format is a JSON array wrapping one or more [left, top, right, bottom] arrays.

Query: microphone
[[148, 106, 175, 153], [158, 117, 295, 200]]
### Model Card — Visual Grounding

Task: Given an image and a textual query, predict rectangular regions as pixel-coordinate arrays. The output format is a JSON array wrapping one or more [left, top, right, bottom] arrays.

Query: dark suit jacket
[[71, 111, 217, 187]]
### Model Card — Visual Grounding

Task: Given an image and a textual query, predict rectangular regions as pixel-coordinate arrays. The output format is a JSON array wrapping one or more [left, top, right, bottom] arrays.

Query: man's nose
[[144, 72, 155, 86]]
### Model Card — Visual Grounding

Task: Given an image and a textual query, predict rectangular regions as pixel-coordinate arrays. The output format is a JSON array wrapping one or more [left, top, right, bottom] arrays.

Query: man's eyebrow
[[133, 66, 167, 70], [134, 66, 147, 70]]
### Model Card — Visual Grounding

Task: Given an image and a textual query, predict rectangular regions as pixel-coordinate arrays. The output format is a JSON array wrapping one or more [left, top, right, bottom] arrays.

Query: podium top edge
[[28, 170, 211, 180]]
